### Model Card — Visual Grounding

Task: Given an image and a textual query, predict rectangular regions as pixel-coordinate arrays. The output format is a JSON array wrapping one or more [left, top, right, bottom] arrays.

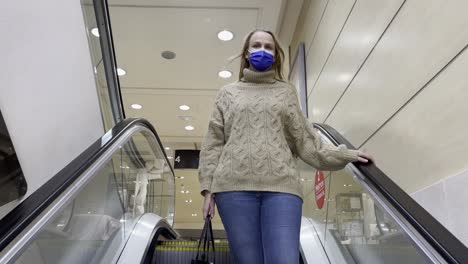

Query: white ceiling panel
[[122, 89, 215, 139], [110, 6, 257, 89]]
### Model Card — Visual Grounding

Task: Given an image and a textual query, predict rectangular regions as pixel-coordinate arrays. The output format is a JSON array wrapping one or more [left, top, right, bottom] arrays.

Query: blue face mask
[[248, 50, 275, 71]]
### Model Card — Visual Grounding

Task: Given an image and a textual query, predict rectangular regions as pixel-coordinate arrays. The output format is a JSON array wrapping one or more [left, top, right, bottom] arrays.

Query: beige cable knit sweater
[[198, 68, 359, 199]]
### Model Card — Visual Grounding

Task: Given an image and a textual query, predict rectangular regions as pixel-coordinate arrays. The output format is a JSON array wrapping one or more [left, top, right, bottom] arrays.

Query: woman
[[198, 29, 372, 264]]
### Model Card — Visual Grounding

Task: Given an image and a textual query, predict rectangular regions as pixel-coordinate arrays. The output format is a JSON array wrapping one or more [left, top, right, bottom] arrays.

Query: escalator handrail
[[313, 123, 468, 263], [0, 118, 174, 253]]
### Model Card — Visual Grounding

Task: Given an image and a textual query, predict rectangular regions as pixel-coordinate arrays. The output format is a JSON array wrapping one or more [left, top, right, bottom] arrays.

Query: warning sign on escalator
[[315, 170, 325, 209]]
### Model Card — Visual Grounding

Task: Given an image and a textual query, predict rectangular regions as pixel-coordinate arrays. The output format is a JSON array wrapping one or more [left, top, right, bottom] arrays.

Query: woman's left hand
[[357, 151, 374, 163]]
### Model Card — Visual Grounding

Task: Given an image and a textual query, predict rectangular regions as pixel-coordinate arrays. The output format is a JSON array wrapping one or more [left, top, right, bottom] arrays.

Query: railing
[[298, 123, 468, 263], [0, 118, 175, 264]]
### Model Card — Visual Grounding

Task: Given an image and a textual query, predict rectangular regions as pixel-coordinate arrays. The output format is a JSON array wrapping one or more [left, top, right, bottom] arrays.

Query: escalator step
[[159, 241, 229, 246], [153, 241, 232, 264]]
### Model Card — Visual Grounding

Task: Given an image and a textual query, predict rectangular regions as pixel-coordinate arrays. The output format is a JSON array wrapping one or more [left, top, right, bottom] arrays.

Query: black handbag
[[192, 216, 216, 264]]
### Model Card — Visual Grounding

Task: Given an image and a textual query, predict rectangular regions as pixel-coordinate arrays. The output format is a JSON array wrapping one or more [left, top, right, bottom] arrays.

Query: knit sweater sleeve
[[284, 85, 359, 171], [198, 88, 226, 195]]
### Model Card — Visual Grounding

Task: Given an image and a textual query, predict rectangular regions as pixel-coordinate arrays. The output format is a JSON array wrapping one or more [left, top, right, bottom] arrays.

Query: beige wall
[[291, 0, 468, 245], [0, 0, 104, 217]]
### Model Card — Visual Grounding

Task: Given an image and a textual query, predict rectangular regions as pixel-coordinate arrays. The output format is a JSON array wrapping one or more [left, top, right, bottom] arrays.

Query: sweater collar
[[241, 68, 276, 84]]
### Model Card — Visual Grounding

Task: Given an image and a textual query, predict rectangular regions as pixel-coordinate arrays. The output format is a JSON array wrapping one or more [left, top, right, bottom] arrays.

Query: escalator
[[0, 118, 467, 264]]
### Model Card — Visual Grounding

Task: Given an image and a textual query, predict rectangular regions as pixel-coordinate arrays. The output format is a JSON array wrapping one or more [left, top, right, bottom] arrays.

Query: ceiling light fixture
[[165, 147, 171, 150], [218, 70, 232, 79], [91, 28, 100, 37], [185, 125, 194, 131], [179, 105, 190, 111], [117, 68, 126, 76], [161, 50, 176, 60], [131, 104, 142, 110], [218, 30, 234, 41]]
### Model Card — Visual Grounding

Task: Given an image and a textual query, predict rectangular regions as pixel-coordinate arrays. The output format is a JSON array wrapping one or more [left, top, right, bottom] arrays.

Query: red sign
[[315, 170, 325, 209]]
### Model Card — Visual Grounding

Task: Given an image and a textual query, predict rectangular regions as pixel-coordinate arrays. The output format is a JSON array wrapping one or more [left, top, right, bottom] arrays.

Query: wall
[[0, 0, 104, 217], [291, 0, 468, 245]]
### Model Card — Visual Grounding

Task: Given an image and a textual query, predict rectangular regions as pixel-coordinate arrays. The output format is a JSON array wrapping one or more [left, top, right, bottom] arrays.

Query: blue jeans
[[215, 191, 303, 264]]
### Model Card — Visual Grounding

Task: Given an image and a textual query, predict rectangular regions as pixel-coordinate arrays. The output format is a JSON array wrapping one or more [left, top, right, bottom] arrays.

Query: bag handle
[[195, 216, 216, 263], [208, 216, 216, 263], [195, 217, 209, 261]]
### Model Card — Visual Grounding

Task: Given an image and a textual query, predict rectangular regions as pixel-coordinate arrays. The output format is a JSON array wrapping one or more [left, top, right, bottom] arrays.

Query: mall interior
[[1, 0, 468, 263]]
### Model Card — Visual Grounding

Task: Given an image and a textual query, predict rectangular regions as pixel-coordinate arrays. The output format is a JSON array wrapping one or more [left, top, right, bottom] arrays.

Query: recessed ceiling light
[[179, 105, 190, 111], [218, 70, 232, 79], [91, 27, 100, 37], [168, 156, 173, 159], [161, 50, 176, 60], [165, 147, 170, 150], [185, 125, 194, 131], [117, 68, 126, 76], [131, 104, 142, 110], [218, 30, 234, 41]]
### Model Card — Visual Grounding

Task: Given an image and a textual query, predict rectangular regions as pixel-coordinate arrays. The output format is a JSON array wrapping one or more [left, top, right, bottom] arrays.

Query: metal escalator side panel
[[117, 214, 177, 264], [299, 217, 331, 264]]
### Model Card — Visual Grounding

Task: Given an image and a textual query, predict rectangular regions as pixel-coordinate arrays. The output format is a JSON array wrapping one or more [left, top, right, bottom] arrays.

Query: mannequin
[[132, 159, 165, 216]]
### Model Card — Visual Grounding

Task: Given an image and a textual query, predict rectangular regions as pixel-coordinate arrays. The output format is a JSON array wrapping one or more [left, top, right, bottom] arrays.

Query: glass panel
[[14, 129, 175, 264], [81, 1, 116, 131], [301, 164, 430, 263], [0, 110, 27, 208]]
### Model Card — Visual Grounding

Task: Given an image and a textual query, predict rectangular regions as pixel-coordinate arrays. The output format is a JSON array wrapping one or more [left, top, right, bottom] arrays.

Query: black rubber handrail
[[0, 118, 174, 253], [314, 123, 468, 263]]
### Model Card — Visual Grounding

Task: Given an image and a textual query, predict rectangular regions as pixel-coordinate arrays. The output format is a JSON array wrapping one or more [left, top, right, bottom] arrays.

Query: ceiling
[[108, 0, 286, 144]]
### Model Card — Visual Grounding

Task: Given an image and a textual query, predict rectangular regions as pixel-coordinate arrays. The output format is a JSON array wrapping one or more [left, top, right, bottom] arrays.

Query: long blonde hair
[[234, 29, 285, 81]]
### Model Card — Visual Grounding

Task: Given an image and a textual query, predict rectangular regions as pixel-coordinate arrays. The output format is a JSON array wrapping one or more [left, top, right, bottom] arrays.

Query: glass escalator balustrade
[[13, 128, 175, 264], [301, 165, 428, 264], [299, 129, 439, 264]]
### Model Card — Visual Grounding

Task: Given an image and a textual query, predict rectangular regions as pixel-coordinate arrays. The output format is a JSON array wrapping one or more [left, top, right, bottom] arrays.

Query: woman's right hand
[[202, 191, 215, 219]]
